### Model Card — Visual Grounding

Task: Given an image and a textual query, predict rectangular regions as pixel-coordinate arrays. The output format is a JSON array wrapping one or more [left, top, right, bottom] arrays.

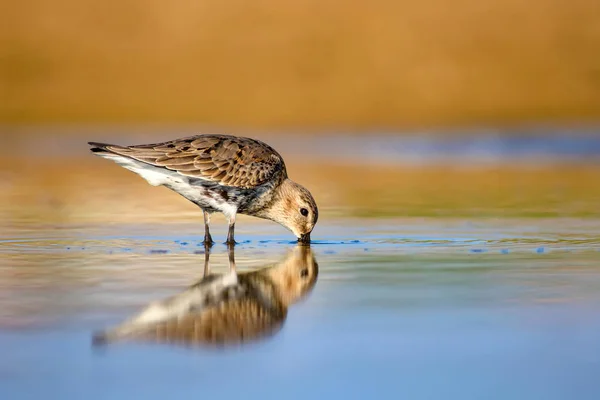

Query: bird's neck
[[253, 179, 292, 224]]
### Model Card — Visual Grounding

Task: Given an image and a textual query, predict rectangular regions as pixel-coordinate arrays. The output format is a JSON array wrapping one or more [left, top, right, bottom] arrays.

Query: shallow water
[[2, 131, 600, 399]]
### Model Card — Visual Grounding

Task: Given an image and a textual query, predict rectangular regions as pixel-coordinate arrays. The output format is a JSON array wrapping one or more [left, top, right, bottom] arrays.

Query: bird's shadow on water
[[91, 244, 319, 351]]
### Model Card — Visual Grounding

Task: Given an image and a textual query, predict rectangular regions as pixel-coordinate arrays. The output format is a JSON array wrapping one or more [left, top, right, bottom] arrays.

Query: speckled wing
[[133, 298, 286, 347], [90, 134, 288, 188]]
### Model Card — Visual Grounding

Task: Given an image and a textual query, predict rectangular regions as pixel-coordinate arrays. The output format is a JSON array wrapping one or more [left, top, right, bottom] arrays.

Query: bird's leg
[[203, 210, 214, 246], [227, 242, 236, 272], [202, 243, 212, 277], [225, 213, 237, 245]]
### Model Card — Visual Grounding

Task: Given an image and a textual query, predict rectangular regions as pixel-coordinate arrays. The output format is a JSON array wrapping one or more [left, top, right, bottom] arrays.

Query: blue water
[[1, 219, 600, 400], [3, 306, 600, 400], [2, 127, 600, 399]]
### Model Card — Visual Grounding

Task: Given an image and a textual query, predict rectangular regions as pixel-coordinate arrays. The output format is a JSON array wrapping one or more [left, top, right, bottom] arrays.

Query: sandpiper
[[92, 245, 318, 347], [89, 134, 318, 244]]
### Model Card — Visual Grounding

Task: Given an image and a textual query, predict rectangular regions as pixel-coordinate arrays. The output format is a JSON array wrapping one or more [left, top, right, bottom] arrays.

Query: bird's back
[[89, 134, 290, 215], [89, 134, 288, 189]]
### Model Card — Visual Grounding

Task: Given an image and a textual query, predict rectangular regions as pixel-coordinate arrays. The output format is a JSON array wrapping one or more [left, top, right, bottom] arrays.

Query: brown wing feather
[[98, 134, 287, 188]]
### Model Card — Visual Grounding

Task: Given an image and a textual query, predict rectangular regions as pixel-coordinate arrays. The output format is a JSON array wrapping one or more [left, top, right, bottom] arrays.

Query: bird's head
[[265, 179, 318, 243]]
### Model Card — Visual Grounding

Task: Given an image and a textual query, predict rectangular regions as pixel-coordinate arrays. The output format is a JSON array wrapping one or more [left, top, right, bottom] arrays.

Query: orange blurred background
[[2, 0, 600, 130], [2, 0, 600, 229]]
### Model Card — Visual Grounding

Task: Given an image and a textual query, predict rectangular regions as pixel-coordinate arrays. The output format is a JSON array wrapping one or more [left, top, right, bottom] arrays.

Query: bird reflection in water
[[92, 244, 318, 348]]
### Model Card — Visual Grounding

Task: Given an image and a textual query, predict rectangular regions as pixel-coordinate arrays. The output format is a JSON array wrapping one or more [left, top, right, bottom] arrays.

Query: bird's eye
[[300, 269, 309, 278], [300, 208, 309, 217]]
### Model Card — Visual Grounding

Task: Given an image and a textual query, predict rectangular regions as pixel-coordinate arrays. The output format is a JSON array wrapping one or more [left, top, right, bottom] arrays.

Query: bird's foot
[[203, 234, 214, 247]]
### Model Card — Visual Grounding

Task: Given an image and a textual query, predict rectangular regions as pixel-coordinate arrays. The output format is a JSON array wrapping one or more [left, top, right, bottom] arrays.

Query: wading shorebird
[[89, 134, 318, 245], [92, 245, 319, 347]]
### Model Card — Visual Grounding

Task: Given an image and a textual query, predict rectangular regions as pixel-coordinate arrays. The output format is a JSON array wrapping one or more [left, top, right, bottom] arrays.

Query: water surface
[[1, 131, 600, 399]]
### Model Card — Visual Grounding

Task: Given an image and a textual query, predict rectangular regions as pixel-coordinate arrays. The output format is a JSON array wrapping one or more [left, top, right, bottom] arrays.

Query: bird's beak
[[298, 232, 311, 244]]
